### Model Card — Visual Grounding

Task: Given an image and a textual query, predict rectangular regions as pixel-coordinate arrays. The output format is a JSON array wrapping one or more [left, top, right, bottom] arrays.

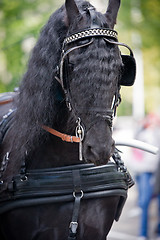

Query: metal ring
[[20, 175, 28, 182], [73, 190, 84, 199], [75, 118, 85, 141]]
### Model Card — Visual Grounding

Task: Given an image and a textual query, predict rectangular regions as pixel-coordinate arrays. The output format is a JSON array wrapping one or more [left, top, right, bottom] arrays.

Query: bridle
[[56, 27, 121, 111], [43, 8, 134, 161]]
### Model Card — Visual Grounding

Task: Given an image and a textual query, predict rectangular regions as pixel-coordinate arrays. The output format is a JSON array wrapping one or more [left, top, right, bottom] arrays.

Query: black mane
[[9, 5, 68, 158]]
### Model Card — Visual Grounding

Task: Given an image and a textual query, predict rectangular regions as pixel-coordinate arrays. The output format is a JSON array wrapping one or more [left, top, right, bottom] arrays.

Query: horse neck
[[24, 102, 81, 169], [27, 135, 80, 169]]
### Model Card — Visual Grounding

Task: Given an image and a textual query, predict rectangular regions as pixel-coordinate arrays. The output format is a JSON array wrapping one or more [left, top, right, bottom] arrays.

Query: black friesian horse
[[0, 0, 136, 239]]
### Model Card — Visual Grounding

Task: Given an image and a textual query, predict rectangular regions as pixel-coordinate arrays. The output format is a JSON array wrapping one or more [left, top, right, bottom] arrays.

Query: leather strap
[[0, 99, 13, 105], [42, 125, 80, 143], [68, 195, 81, 240], [68, 170, 83, 240]]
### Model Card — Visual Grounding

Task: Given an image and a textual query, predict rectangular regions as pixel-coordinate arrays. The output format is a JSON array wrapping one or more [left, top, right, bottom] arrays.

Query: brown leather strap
[[0, 99, 13, 105], [42, 125, 80, 143]]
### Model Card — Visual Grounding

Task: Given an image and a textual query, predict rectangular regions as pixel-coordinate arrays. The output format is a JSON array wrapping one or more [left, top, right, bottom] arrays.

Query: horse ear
[[65, 0, 81, 25], [105, 0, 121, 29]]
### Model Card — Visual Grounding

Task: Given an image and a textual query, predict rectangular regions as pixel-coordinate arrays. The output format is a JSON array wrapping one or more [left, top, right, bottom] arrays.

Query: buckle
[[69, 221, 78, 234]]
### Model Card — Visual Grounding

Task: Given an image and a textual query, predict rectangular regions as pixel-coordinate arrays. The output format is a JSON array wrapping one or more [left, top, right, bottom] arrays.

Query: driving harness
[[0, 102, 134, 240], [0, 7, 136, 240]]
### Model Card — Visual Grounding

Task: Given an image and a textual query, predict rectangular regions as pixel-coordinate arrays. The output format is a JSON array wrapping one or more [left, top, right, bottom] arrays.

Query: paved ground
[[107, 185, 160, 240]]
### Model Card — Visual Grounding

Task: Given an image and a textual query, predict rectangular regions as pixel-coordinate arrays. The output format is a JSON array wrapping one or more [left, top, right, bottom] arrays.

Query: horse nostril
[[86, 145, 99, 161], [84, 139, 115, 164], [86, 143, 109, 162], [87, 145, 94, 155]]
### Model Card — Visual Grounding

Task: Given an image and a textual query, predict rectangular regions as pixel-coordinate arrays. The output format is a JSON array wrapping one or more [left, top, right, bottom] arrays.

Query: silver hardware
[[2, 152, 10, 167], [66, 102, 72, 111], [64, 28, 118, 45], [0, 152, 10, 184], [76, 118, 84, 161], [20, 175, 28, 182], [3, 114, 8, 119], [73, 190, 84, 199], [5, 152, 9, 161], [2, 109, 14, 119], [111, 95, 116, 110], [69, 221, 78, 234]]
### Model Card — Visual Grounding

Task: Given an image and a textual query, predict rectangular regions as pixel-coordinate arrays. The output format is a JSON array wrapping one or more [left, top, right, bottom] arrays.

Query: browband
[[64, 28, 118, 45]]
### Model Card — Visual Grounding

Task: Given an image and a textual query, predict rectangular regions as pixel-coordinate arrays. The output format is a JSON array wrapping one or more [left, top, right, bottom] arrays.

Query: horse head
[[55, 0, 135, 165]]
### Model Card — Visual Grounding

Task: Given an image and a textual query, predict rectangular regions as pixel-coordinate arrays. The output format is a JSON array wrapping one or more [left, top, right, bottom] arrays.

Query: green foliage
[[116, 0, 160, 115], [0, 0, 62, 92], [140, 0, 160, 49]]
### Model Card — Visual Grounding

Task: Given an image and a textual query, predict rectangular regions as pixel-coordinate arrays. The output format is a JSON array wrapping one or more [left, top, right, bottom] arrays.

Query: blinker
[[103, 38, 136, 87], [120, 55, 136, 86]]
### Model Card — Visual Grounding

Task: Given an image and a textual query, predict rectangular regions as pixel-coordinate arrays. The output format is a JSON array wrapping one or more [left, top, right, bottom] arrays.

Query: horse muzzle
[[83, 122, 115, 165]]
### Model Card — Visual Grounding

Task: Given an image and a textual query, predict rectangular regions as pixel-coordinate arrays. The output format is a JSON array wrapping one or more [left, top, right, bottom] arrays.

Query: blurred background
[[0, 0, 160, 239], [0, 0, 160, 117]]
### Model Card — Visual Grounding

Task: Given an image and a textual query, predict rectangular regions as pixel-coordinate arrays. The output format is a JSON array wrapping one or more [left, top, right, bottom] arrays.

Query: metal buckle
[[69, 221, 78, 234], [20, 175, 28, 182], [75, 118, 85, 161]]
